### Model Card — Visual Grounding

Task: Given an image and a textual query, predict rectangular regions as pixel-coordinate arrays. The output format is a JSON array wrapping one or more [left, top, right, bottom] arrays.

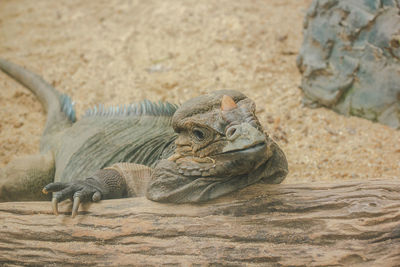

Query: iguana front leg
[[43, 163, 153, 217], [43, 169, 122, 217]]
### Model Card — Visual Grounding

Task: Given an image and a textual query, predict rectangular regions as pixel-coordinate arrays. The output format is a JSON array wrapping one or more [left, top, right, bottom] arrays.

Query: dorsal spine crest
[[60, 93, 77, 123], [83, 100, 179, 118]]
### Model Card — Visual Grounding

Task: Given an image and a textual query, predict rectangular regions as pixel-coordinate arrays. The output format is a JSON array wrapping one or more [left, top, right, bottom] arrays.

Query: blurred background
[[0, 0, 399, 182]]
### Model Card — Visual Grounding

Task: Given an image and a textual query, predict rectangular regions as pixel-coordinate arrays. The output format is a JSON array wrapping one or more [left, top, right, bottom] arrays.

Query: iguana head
[[147, 90, 288, 203], [170, 90, 272, 177]]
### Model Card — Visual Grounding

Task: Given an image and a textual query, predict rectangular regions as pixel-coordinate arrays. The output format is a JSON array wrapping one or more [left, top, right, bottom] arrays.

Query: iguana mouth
[[217, 141, 266, 155]]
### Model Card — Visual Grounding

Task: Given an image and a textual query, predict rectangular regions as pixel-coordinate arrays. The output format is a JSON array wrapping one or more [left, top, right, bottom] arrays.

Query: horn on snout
[[221, 95, 237, 111]]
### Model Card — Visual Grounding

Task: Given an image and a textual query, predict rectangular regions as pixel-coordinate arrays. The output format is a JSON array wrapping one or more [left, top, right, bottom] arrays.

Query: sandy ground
[[0, 0, 399, 183]]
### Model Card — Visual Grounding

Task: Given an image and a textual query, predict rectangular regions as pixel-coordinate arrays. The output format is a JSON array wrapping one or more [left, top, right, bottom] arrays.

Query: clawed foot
[[42, 179, 102, 218]]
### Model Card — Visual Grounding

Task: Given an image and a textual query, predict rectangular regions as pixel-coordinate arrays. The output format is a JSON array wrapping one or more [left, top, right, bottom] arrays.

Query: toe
[[51, 198, 59, 216], [71, 196, 81, 218], [43, 182, 69, 193]]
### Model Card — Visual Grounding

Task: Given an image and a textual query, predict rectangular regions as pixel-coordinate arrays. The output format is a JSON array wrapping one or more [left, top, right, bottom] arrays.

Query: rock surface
[[1, 180, 399, 266], [297, 0, 400, 129]]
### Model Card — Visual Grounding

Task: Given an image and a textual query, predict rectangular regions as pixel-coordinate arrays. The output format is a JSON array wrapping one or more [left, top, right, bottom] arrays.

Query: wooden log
[[0, 179, 399, 266]]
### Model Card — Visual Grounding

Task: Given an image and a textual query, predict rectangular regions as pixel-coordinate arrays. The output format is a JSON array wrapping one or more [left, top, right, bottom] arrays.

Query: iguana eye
[[192, 127, 210, 142], [192, 128, 206, 141]]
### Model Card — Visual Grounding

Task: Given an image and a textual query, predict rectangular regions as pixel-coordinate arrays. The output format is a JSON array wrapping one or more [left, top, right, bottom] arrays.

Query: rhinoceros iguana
[[0, 58, 288, 217]]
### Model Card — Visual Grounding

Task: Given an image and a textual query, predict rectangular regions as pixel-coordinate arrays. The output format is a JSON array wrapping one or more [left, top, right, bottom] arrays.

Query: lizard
[[0, 58, 288, 217]]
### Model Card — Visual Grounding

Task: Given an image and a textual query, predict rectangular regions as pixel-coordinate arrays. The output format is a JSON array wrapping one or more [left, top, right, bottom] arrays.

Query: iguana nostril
[[226, 126, 239, 140]]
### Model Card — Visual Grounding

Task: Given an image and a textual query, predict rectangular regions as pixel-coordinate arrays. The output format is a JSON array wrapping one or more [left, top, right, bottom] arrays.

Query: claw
[[92, 191, 101, 202], [52, 198, 59, 216], [71, 197, 81, 218]]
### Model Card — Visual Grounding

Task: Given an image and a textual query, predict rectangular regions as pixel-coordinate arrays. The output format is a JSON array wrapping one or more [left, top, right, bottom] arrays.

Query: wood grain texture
[[1, 179, 399, 266]]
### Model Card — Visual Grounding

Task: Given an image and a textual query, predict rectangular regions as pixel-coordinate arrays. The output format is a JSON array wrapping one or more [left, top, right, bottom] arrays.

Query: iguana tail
[[0, 58, 76, 149]]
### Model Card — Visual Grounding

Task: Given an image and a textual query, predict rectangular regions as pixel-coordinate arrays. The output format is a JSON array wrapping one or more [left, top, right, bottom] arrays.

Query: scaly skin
[[0, 58, 288, 217]]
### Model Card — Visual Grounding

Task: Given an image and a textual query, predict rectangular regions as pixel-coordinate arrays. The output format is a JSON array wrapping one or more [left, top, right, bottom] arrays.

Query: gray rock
[[297, 0, 400, 129]]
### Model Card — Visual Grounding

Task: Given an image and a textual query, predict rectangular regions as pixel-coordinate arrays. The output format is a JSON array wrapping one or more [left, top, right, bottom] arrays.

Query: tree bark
[[0, 179, 399, 266]]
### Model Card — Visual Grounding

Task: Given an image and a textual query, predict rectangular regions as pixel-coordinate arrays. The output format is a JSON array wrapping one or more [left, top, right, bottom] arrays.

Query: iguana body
[[0, 58, 288, 216]]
